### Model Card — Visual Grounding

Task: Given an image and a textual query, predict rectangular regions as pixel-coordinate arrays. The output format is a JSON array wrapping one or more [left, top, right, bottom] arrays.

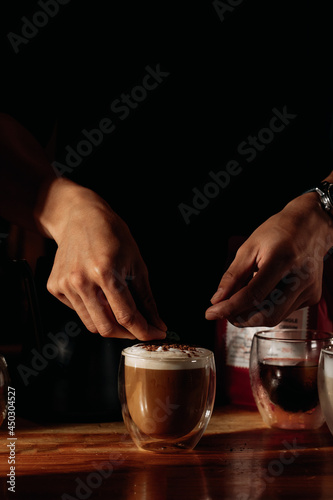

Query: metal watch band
[[304, 181, 333, 216]]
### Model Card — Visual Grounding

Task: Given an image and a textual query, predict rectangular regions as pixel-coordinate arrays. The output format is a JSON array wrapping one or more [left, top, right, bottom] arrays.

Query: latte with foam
[[122, 343, 214, 438]]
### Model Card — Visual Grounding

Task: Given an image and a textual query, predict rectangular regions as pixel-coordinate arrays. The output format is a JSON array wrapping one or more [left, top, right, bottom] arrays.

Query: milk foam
[[123, 344, 213, 370]]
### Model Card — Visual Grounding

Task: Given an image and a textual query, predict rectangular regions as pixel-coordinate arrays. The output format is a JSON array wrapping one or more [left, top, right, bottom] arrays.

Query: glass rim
[[320, 345, 333, 356], [254, 329, 333, 343]]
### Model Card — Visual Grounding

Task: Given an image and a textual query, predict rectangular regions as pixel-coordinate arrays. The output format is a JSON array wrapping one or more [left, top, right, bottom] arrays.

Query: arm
[[205, 176, 333, 327], [0, 113, 166, 340]]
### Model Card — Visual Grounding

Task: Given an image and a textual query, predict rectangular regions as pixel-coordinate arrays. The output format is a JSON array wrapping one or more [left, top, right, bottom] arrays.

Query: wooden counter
[[1, 405, 333, 499]]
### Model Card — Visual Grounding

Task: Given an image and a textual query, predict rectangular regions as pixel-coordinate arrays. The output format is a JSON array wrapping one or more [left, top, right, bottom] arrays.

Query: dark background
[[1, 0, 333, 420]]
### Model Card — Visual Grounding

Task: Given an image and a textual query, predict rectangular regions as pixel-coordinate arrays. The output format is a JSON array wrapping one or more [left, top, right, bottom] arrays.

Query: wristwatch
[[306, 181, 333, 217]]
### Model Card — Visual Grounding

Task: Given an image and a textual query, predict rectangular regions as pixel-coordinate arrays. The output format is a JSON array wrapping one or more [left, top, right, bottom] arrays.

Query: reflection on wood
[[1, 406, 333, 499]]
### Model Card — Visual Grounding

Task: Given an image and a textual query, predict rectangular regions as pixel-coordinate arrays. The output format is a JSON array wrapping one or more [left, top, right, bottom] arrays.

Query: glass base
[[137, 441, 195, 453], [257, 399, 325, 430], [128, 427, 205, 453]]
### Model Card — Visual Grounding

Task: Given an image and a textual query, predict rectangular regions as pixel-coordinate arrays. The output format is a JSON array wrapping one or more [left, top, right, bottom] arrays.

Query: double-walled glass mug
[[249, 330, 333, 430], [118, 343, 216, 452], [0, 355, 9, 427], [318, 345, 333, 437]]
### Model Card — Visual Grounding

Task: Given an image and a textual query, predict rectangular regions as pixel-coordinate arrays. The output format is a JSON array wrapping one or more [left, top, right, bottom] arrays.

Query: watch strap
[[304, 181, 333, 216]]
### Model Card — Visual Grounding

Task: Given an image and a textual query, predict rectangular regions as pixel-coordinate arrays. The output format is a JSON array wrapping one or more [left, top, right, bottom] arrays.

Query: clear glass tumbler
[[118, 343, 216, 452], [318, 345, 333, 437], [249, 330, 333, 430]]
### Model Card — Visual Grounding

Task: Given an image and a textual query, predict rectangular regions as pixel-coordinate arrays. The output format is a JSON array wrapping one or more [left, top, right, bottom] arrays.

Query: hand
[[43, 180, 167, 340], [0, 115, 166, 339], [205, 193, 333, 327]]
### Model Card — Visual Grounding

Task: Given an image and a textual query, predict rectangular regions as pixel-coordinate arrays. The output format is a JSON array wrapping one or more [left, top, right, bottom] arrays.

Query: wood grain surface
[[1, 405, 332, 499]]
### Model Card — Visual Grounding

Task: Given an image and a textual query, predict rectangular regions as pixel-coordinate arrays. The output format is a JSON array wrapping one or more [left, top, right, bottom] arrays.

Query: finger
[[75, 286, 137, 339], [210, 249, 257, 304], [48, 272, 101, 333], [53, 289, 100, 334], [50, 284, 136, 339], [103, 279, 166, 341], [235, 260, 323, 327], [232, 287, 311, 328], [206, 258, 293, 321]]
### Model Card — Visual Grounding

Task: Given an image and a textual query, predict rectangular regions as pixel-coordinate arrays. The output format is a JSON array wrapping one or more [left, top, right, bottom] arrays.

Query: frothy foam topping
[[123, 343, 213, 370]]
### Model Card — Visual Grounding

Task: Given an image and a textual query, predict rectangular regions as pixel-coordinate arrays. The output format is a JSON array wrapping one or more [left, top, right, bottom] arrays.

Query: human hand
[[0, 115, 166, 339], [41, 180, 167, 340], [205, 193, 333, 327]]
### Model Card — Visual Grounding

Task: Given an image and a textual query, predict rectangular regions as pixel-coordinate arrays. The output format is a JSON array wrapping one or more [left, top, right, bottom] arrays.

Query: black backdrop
[[1, 0, 333, 419], [2, 0, 333, 344]]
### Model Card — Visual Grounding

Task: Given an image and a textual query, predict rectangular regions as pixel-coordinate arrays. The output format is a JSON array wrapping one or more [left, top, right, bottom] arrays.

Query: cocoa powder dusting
[[136, 342, 200, 356]]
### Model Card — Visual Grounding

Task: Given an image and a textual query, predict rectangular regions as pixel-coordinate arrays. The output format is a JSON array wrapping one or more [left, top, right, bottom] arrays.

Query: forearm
[[0, 113, 92, 240], [0, 112, 57, 232]]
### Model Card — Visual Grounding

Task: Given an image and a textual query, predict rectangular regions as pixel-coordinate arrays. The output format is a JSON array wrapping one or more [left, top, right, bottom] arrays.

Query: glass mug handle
[[0, 355, 10, 426]]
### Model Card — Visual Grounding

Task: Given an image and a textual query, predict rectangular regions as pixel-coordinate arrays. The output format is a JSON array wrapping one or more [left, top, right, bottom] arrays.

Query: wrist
[[34, 177, 104, 243], [284, 192, 333, 253], [286, 191, 330, 225]]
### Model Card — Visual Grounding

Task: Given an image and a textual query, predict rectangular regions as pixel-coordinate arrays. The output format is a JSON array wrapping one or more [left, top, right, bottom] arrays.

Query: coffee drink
[[250, 330, 332, 430], [122, 343, 214, 439], [259, 359, 319, 413]]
